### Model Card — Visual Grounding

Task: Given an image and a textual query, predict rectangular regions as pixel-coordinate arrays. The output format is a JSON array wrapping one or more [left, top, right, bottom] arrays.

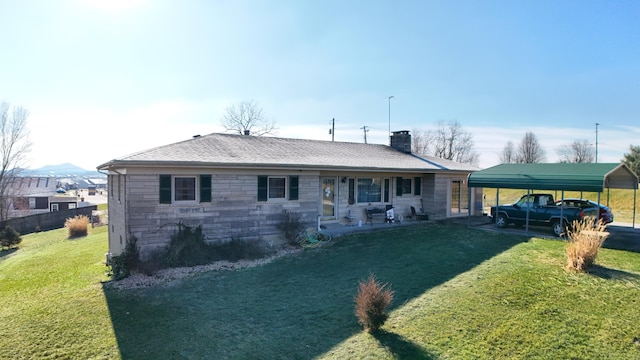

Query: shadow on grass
[[103, 223, 526, 359], [0, 248, 18, 259], [373, 330, 435, 359], [588, 264, 640, 281]]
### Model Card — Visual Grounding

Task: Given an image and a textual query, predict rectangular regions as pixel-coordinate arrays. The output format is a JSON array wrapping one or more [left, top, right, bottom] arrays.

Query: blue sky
[[1, 0, 638, 170]]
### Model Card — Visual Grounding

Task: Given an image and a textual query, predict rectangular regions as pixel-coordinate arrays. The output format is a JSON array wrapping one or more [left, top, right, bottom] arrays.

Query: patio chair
[[410, 206, 428, 221]]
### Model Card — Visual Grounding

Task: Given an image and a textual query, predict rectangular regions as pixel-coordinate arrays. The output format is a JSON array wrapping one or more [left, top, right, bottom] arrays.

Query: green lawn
[[2, 223, 640, 359]]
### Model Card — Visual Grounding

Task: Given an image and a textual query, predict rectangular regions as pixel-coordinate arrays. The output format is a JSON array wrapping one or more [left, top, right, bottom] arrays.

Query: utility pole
[[388, 96, 394, 145], [595, 122, 600, 163], [360, 125, 369, 144], [329, 118, 335, 142]]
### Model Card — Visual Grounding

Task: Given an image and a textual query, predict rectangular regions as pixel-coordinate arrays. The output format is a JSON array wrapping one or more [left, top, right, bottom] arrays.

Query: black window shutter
[[159, 174, 172, 204], [384, 178, 390, 202], [200, 175, 212, 203], [348, 178, 355, 205], [396, 177, 403, 196], [257, 175, 268, 201], [289, 176, 299, 200], [414, 177, 422, 195]]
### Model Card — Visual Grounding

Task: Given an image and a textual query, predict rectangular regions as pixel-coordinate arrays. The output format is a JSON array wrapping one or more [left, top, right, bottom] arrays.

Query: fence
[[2, 206, 98, 235]]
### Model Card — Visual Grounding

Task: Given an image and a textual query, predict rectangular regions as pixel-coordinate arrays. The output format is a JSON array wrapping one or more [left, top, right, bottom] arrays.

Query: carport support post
[[634, 189, 637, 228], [560, 190, 565, 234], [525, 189, 530, 234], [495, 188, 500, 226], [467, 185, 471, 228]]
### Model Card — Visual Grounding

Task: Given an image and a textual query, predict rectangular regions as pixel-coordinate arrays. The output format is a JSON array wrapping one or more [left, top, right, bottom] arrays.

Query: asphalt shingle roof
[[97, 133, 477, 172]]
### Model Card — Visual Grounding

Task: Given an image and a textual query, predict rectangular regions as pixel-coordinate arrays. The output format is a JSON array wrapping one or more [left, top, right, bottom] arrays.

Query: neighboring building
[[97, 131, 481, 260], [7, 176, 77, 218]]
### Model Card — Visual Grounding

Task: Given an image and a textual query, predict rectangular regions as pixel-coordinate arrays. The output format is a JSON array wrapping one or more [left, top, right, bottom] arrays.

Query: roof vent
[[244, 130, 250, 136], [193, 134, 201, 138]]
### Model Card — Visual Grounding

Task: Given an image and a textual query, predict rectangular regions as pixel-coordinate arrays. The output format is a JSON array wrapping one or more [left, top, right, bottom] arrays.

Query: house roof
[[97, 133, 478, 173], [467, 163, 639, 192], [10, 176, 57, 196]]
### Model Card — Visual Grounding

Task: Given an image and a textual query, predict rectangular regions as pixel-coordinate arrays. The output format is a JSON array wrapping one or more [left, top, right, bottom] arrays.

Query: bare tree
[[221, 100, 277, 136], [500, 141, 516, 164], [411, 127, 432, 155], [556, 139, 594, 163], [0, 102, 32, 221], [516, 132, 546, 163], [413, 121, 479, 166]]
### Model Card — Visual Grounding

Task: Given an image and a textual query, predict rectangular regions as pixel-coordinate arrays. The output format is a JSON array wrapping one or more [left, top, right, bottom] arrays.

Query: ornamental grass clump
[[65, 215, 90, 239], [565, 218, 609, 272], [354, 275, 394, 333]]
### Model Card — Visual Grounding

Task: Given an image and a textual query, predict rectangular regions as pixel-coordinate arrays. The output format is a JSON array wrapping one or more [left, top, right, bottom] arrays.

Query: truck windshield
[[516, 196, 535, 208]]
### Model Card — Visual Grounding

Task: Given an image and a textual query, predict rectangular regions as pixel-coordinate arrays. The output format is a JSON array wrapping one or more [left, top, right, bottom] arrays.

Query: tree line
[[410, 121, 639, 177], [221, 100, 639, 175]]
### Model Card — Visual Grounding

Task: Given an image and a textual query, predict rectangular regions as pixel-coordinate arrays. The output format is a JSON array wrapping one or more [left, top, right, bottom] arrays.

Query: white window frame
[[68, 203, 77, 209], [356, 177, 383, 204], [173, 176, 198, 203], [51, 203, 59, 212]]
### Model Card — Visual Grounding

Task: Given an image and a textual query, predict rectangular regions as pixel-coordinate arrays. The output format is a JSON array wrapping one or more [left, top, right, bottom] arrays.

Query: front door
[[322, 178, 335, 218]]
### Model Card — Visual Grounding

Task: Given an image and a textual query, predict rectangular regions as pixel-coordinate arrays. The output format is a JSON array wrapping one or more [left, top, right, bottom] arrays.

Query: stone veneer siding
[[109, 171, 318, 260], [107, 169, 474, 260]]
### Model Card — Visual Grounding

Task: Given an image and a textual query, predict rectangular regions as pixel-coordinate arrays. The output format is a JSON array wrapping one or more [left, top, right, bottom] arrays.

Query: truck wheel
[[551, 220, 564, 236], [495, 213, 508, 229]]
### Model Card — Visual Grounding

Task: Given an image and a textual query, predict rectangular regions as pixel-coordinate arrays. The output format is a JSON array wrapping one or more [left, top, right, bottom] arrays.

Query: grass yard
[[0, 226, 117, 359], [2, 223, 640, 359]]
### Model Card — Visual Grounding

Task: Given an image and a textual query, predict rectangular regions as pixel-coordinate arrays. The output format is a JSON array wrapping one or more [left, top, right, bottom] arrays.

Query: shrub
[[566, 218, 609, 272], [0, 226, 22, 249], [109, 235, 140, 280], [354, 275, 394, 333], [276, 210, 306, 246], [65, 215, 90, 239], [165, 223, 214, 267], [211, 237, 269, 262]]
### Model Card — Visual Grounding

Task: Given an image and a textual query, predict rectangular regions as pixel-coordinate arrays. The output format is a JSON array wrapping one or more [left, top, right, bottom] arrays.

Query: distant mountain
[[20, 163, 105, 177]]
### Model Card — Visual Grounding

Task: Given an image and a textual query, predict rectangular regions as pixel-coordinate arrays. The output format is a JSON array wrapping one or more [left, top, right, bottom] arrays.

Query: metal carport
[[467, 163, 639, 230]]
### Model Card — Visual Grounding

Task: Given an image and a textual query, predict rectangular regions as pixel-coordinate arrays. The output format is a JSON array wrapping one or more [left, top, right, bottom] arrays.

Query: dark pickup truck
[[490, 194, 598, 236]]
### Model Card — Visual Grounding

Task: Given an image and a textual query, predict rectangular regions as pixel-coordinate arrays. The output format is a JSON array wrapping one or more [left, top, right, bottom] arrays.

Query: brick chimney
[[390, 130, 411, 154]]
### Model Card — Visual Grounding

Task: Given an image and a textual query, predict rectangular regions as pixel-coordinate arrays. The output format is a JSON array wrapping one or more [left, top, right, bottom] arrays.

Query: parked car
[[554, 198, 614, 224], [490, 193, 598, 236]]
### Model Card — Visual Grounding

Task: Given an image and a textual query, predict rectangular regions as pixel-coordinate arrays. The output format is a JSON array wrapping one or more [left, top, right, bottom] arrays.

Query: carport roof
[[468, 163, 639, 192]]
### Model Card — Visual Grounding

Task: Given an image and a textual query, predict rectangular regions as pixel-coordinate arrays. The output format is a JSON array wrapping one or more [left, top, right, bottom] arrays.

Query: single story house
[[97, 131, 480, 260], [7, 176, 78, 218]]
